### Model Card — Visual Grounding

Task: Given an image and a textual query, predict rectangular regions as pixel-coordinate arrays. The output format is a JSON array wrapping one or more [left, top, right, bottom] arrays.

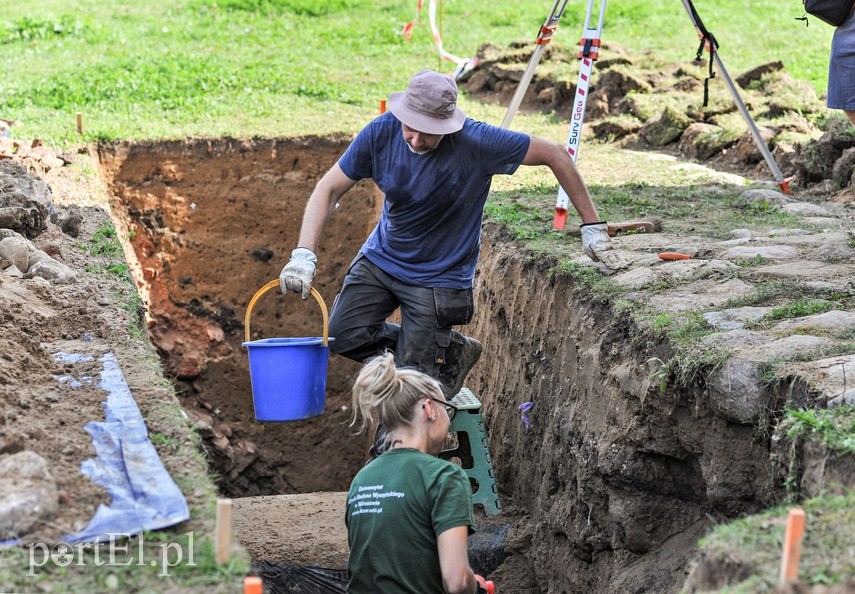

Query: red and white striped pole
[[554, 0, 608, 230]]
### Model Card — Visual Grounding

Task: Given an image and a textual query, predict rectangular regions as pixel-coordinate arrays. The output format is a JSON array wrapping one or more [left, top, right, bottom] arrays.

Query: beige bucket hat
[[388, 70, 467, 135]]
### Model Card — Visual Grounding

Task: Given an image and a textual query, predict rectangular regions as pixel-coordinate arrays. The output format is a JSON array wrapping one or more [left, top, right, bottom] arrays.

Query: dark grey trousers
[[327, 254, 474, 377]]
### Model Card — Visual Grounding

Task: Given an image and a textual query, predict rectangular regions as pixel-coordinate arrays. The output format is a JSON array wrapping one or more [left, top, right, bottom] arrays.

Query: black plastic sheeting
[[468, 521, 511, 577], [252, 562, 348, 594], [251, 521, 510, 593]]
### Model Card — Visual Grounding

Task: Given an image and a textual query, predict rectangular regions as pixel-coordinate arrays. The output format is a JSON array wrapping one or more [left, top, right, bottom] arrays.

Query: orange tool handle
[[658, 252, 692, 260]]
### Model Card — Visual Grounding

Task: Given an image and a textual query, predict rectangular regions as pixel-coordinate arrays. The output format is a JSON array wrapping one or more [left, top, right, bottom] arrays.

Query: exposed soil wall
[[94, 138, 821, 593], [97, 138, 381, 496], [465, 224, 787, 593]]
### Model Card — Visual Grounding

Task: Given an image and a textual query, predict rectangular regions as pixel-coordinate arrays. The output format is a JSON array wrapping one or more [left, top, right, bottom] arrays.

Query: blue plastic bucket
[[242, 337, 333, 421], [243, 280, 332, 422]]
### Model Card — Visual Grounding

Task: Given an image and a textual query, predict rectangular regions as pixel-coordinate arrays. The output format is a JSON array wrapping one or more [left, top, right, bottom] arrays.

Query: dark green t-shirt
[[345, 447, 475, 594]]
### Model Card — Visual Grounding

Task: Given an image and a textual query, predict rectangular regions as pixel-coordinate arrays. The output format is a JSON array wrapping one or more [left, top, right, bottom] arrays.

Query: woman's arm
[[437, 525, 477, 594]]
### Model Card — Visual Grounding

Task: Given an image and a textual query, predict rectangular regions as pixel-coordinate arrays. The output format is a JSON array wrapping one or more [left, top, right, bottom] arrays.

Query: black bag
[[803, 0, 855, 26]]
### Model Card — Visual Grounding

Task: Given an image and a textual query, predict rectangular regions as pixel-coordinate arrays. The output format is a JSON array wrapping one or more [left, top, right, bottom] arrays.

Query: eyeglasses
[[428, 396, 458, 421]]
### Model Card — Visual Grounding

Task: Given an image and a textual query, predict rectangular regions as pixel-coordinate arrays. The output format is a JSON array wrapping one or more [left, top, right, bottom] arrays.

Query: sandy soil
[[0, 155, 176, 543]]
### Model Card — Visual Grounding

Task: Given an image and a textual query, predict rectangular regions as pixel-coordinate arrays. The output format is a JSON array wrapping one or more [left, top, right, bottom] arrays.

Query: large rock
[[0, 234, 76, 284], [0, 236, 30, 271], [703, 307, 771, 331], [788, 355, 855, 409], [774, 310, 855, 334], [24, 252, 77, 284], [0, 195, 50, 239], [0, 450, 59, 539], [0, 160, 54, 206], [0, 161, 54, 238], [707, 358, 767, 424], [720, 245, 799, 261]]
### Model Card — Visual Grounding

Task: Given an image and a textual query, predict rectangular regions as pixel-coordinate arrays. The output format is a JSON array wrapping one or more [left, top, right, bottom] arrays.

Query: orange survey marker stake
[[244, 576, 263, 594], [779, 507, 806, 585], [379, 99, 387, 114]]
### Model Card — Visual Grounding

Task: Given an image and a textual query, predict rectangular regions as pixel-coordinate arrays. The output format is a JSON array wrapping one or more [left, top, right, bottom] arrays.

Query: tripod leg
[[679, 0, 791, 194], [711, 52, 790, 193], [501, 0, 570, 129]]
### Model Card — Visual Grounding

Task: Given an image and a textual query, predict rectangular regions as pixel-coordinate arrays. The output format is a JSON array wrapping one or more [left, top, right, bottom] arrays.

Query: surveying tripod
[[501, 0, 791, 230]]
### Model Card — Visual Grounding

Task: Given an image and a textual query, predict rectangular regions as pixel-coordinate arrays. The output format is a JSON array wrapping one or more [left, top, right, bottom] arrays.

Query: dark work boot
[[438, 336, 482, 397]]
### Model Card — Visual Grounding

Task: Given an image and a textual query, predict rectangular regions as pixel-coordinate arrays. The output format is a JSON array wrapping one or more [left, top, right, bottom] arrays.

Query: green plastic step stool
[[440, 388, 501, 516]]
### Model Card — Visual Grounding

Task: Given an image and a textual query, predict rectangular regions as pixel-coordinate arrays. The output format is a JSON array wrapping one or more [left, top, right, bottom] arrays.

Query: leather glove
[[580, 221, 629, 270], [279, 248, 317, 299]]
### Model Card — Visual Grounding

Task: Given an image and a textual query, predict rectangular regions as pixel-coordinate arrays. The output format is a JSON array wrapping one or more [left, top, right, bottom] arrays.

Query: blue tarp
[[1, 351, 190, 546], [66, 352, 190, 543]]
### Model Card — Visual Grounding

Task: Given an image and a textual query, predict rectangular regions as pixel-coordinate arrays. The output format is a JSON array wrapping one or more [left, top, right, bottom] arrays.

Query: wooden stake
[[379, 99, 387, 114], [244, 576, 263, 594], [76, 112, 83, 135], [779, 507, 806, 585], [215, 498, 233, 565]]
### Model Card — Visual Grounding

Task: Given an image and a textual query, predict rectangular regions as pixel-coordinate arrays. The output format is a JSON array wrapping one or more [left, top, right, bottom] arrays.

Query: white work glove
[[279, 247, 317, 299], [580, 222, 629, 271]]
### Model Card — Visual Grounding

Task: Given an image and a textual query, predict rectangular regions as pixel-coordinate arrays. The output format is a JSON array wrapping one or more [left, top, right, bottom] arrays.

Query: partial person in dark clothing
[[280, 70, 628, 397], [828, 7, 855, 125]]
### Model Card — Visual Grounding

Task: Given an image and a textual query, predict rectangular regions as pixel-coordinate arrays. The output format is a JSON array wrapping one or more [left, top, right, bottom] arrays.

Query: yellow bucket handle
[[244, 280, 329, 347]]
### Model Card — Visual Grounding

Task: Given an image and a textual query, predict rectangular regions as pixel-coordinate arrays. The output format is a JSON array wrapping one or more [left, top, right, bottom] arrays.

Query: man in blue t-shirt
[[280, 70, 628, 398]]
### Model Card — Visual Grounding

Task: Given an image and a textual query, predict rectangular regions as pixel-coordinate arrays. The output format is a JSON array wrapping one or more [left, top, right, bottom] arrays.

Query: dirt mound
[[459, 42, 855, 199], [0, 159, 138, 542]]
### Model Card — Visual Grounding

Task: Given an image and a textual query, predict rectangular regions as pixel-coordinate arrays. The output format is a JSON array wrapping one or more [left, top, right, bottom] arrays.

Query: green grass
[[764, 299, 836, 321], [82, 222, 146, 336], [0, 534, 249, 592], [725, 281, 855, 311], [784, 406, 855, 456], [640, 311, 729, 391], [0, 0, 834, 144], [691, 490, 855, 591], [488, 178, 809, 246]]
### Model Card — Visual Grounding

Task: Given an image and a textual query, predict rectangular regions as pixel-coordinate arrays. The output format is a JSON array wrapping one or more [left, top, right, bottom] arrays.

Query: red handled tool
[[475, 574, 495, 594]]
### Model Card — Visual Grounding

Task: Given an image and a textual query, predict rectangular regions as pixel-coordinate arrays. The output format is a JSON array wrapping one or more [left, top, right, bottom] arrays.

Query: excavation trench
[[97, 138, 785, 593], [98, 137, 376, 497]]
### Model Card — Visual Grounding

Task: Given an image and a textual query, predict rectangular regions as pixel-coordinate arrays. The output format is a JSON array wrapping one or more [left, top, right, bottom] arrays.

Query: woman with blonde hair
[[345, 352, 489, 594]]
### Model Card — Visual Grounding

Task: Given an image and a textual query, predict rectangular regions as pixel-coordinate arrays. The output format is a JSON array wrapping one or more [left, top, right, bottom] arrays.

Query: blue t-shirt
[[338, 112, 530, 288]]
